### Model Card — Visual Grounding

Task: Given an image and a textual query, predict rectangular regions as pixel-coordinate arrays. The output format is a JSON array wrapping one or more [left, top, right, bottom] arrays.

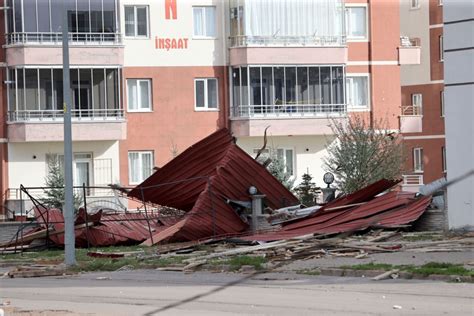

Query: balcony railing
[[230, 35, 346, 48], [403, 174, 424, 186], [6, 32, 122, 46], [401, 105, 422, 116], [8, 109, 125, 122], [232, 104, 346, 118], [400, 36, 421, 47]]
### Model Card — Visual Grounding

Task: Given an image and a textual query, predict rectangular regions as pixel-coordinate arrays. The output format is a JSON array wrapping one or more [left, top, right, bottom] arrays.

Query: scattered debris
[[372, 269, 400, 281], [392, 305, 403, 310], [7, 265, 70, 278]]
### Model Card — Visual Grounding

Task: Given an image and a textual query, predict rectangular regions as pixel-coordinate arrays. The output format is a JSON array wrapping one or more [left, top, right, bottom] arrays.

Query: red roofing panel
[[131, 128, 299, 245]]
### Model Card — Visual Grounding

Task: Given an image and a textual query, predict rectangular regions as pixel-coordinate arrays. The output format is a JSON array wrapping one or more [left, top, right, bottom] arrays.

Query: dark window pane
[[24, 1, 38, 32], [8, 69, 16, 111], [297, 67, 308, 104], [320, 67, 331, 104], [77, 0, 90, 33], [70, 69, 79, 110], [79, 69, 92, 111], [136, 7, 148, 36], [25, 69, 38, 111], [50, 0, 62, 32], [90, 0, 103, 33], [274, 67, 284, 105], [52, 69, 63, 110], [39, 69, 53, 110], [309, 67, 321, 104], [262, 67, 273, 106], [106, 69, 117, 109], [232, 68, 240, 107], [103, 0, 116, 33], [93, 69, 105, 109], [6, 0, 14, 33], [207, 79, 218, 108], [249, 67, 261, 106], [241, 67, 248, 106], [37, 0, 51, 32], [17, 69, 24, 110], [195, 80, 205, 107], [125, 6, 135, 36], [14, 0, 23, 32], [285, 67, 296, 104], [332, 67, 344, 104]]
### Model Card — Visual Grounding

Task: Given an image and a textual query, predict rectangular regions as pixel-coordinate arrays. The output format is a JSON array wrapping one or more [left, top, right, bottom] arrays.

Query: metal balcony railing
[[230, 35, 346, 47], [8, 109, 125, 122], [401, 105, 423, 116], [232, 104, 347, 118], [6, 32, 122, 45], [400, 36, 421, 47]]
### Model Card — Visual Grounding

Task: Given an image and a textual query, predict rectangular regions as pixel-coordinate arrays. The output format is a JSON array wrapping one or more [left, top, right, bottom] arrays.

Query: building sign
[[165, 0, 177, 20], [155, 37, 189, 50]]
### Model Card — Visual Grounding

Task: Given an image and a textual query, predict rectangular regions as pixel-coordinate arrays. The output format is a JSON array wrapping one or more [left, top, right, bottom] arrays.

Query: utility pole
[[62, 3, 76, 266]]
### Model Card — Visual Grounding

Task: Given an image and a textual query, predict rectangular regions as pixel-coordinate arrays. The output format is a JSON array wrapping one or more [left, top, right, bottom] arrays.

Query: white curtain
[[141, 153, 152, 180], [244, 0, 344, 38], [193, 7, 204, 36], [125, 6, 135, 36], [205, 7, 216, 37], [127, 80, 137, 110], [129, 152, 140, 183], [139, 80, 149, 109]]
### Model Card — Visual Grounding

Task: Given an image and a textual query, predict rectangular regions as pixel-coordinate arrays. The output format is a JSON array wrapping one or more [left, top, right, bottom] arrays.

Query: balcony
[[400, 105, 423, 133], [231, 104, 346, 137], [5, 32, 122, 46], [8, 109, 126, 143], [230, 35, 346, 48], [398, 36, 421, 65]]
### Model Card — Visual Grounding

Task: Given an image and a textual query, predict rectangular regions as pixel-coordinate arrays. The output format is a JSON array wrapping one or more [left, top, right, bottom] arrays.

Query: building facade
[[399, 0, 446, 192], [443, 0, 474, 229], [0, 0, 417, 220]]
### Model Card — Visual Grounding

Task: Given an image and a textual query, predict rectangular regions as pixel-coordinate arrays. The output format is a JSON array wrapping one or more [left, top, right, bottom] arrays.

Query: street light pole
[[62, 3, 76, 266]]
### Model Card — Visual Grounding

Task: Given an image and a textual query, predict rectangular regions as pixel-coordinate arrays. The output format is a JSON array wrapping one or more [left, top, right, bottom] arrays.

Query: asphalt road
[[1, 270, 473, 315]]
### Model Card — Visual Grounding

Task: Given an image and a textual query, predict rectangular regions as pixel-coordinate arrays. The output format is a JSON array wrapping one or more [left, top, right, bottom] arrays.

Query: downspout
[[221, 1, 230, 130], [368, 0, 375, 129]]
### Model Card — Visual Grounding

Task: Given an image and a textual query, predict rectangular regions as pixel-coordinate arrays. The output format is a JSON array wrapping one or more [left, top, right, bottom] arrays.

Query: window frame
[[410, 0, 420, 10], [438, 0, 443, 6], [442, 146, 446, 173], [124, 5, 150, 38], [252, 147, 295, 177], [194, 78, 219, 111], [345, 4, 369, 42], [346, 73, 370, 111], [192, 6, 217, 39], [127, 79, 152, 112], [440, 90, 445, 117], [413, 147, 424, 173], [128, 151, 154, 185], [411, 93, 423, 115]]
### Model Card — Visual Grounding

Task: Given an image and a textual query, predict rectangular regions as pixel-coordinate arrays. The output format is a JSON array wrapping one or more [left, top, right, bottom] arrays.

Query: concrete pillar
[[251, 194, 266, 233]]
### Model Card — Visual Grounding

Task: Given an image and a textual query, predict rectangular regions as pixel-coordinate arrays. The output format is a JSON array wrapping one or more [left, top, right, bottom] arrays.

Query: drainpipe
[[221, 1, 230, 130], [368, 0, 375, 129]]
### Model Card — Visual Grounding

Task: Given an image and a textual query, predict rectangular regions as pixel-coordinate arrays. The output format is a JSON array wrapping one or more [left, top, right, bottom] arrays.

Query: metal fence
[[230, 35, 346, 47], [8, 109, 125, 122], [232, 104, 347, 118], [6, 32, 122, 45]]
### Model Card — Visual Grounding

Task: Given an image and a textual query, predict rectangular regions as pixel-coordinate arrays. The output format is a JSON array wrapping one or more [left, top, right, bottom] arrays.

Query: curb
[[318, 268, 473, 283]]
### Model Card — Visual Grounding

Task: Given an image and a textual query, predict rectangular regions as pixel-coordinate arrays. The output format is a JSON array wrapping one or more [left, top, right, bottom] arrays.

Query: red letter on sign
[[165, 0, 177, 20]]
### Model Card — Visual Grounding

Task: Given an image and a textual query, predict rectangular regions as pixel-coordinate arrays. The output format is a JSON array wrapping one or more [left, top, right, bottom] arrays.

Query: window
[[195, 78, 218, 110], [346, 75, 369, 110], [413, 148, 423, 172], [346, 6, 367, 40], [125, 6, 149, 37], [410, 0, 420, 9], [127, 79, 151, 112], [439, 0, 443, 6], [440, 91, 445, 117], [252, 148, 295, 176], [412, 93, 423, 115], [439, 35, 444, 62], [193, 6, 216, 38], [442, 147, 446, 172], [128, 151, 154, 184]]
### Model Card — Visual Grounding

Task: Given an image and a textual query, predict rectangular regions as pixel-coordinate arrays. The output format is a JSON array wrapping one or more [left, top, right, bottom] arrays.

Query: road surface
[[1, 270, 473, 315]]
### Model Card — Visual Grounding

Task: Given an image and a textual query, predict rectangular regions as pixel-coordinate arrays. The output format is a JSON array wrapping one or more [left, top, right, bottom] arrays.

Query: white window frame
[[442, 146, 446, 173], [252, 147, 295, 177], [345, 4, 369, 42], [127, 79, 152, 112], [412, 93, 423, 115], [439, 35, 444, 62], [438, 0, 443, 6], [194, 78, 219, 111], [124, 5, 150, 38], [413, 147, 424, 173], [346, 73, 370, 111], [440, 90, 445, 117], [192, 6, 217, 39], [128, 151, 154, 185], [410, 0, 420, 9]]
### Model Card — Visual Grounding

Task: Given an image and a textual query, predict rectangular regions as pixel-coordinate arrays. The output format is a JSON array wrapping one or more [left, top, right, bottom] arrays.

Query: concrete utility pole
[[62, 4, 76, 266]]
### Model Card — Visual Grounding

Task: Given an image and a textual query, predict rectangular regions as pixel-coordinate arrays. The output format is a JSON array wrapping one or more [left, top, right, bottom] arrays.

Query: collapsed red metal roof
[[128, 128, 299, 246]]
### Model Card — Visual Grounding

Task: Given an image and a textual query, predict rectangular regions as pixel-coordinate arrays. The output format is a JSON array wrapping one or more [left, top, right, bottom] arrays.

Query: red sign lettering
[[165, 0, 177, 20], [155, 37, 189, 51]]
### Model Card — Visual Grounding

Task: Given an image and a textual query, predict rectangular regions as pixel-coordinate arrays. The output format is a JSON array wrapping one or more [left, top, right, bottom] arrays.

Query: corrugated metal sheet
[[129, 128, 299, 246], [244, 187, 431, 241]]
